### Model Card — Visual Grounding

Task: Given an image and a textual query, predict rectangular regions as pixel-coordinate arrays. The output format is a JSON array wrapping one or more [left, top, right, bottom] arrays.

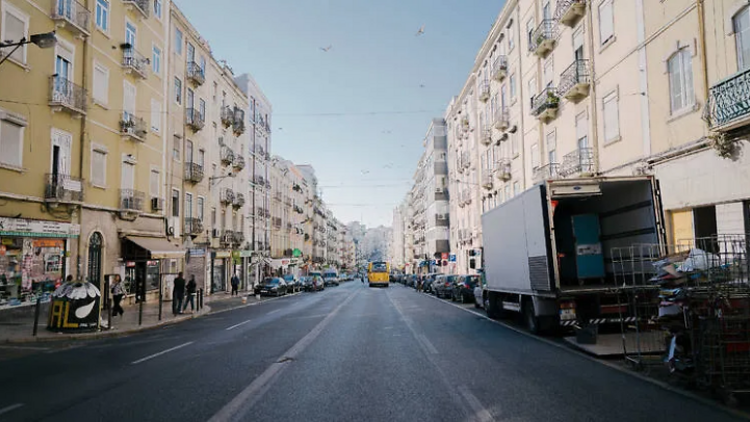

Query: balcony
[[120, 113, 147, 142], [45, 173, 83, 203], [220, 146, 235, 165], [220, 230, 234, 246], [494, 107, 510, 131], [482, 174, 493, 190], [185, 108, 205, 131], [528, 20, 558, 58], [555, 0, 586, 27], [273, 191, 282, 201], [477, 127, 491, 146], [530, 88, 560, 122], [49, 75, 87, 117], [184, 162, 204, 184], [220, 106, 233, 128], [706, 67, 750, 133], [232, 155, 245, 171], [558, 59, 590, 101], [186, 61, 205, 86], [51, 0, 90, 38], [184, 218, 203, 236], [256, 206, 265, 218], [559, 147, 594, 177], [233, 231, 245, 244], [492, 55, 508, 81], [495, 158, 512, 181], [119, 189, 145, 212], [219, 188, 235, 205], [478, 80, 490, 103], [532, 163, 561, 184], [121, 46, 149, 79], [435, 214, 449, 227], [233, 193, 245, 209], [233, 108, 246, 135], [122, 0, 149, 18]]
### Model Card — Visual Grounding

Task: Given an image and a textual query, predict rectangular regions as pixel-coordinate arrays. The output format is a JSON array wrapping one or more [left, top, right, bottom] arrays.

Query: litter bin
[[48, 280, 101, 332]]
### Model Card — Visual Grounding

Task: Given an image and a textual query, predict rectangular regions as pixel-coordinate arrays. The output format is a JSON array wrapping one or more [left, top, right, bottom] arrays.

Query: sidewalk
[[0, 291, 267, 343]]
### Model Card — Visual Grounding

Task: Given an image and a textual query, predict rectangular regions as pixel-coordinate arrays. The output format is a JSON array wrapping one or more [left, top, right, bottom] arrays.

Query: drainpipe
[[697, 0, 709, 99], [76, 1, 93, 280], [585, 0, 602, 174]]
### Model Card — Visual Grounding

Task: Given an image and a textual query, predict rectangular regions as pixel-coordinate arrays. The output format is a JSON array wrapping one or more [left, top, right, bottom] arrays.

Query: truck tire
[[523, 299, 540, 335], [485, 292, 499, 319]]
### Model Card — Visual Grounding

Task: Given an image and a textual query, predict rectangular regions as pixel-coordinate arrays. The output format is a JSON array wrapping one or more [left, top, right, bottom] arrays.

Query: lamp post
[[0, 32, 57, 67]]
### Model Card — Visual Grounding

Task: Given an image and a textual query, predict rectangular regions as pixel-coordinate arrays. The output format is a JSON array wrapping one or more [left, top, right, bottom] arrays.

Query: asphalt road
[[0, 280, 744, 422]]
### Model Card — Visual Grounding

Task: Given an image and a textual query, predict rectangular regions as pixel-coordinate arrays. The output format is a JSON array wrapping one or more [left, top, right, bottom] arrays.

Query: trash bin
[[47, 280, 101, 332]]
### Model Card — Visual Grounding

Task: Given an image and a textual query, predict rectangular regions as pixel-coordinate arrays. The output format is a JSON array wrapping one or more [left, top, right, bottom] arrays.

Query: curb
[[406, 285, 750, 420], [1, 291, 305, 344]]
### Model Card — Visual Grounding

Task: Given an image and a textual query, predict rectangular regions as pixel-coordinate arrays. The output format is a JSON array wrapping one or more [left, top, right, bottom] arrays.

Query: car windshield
[[264, 278, 279, 285]]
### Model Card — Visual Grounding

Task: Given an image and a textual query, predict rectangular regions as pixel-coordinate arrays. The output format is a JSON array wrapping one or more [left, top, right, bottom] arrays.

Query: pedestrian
[[231, 272, 240, 296], [183, 275, 197, 313], [111, 275, 125, 317], [173, 272, 186, 315]]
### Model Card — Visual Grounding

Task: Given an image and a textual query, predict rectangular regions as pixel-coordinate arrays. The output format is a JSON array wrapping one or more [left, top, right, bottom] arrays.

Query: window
[[91, 148, 106, 187], [172, 189, 180, 217], [152, 46, 161, 74], [513, 181, 520, 196], [507, 22, 514, 51], [668, 48, 694, 113], [95, 0, 109, 31], [197, 197, 204, 221], [173, 135, 180, 160], [185, 193, 193, 219], [543, 58, 554, 87], [151, 99, 161, 133], [153, 0, 162, 19], [213, 82, 218, 102], [1, 4, 29, 64], [150, 169, 159, 198], [599, 0, 614, 45], [174, 28, 183, 55], [199, 98, 206, 118], [504, 185, 511, 202], [735, 7, 750, 70], [526, 18, 535, 49], [509, 73, 517, 102], [576, 111, 589, 151], [174, 77, 182, 104], [546, 131, 557, 164], [197, 149, 205, 167], [511, 131, 519, 157], [528, 77, 537, 111], [92, 62, 109, 105], [0, 118, 24, 167], [211, 207, 216, 226], [530, 143, 540, 169], [603, 91, 620, 143]]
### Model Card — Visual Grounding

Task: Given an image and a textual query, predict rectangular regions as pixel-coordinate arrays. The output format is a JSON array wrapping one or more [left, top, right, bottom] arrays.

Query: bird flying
[[320, 45, 332, 52], [415, 25, 425, 36]]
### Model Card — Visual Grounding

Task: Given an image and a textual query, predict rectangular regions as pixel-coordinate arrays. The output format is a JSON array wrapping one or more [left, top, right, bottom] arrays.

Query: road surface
[[0, 281, 742, 421]]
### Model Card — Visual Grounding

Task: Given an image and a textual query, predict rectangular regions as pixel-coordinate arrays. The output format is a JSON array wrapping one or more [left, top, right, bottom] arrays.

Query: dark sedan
[[433, 275, 458, 298], [452, 275, 480, 303], [258, 277, 288, 297]]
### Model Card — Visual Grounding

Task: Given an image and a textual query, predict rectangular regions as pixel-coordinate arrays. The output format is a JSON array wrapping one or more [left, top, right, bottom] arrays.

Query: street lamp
[[0, 31, 57, 67]]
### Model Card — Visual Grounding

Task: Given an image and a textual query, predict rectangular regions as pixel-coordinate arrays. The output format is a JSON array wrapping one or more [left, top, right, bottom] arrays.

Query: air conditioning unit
[[168, 216, 181, 238]]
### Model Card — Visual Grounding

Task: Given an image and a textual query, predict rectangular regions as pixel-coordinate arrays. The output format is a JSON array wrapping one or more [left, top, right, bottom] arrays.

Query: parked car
[[433, 275, 458, 298], [405, 275, 416, 287], [423, 273, 440, 294], [283, 274, 301, 293], [453, 274, 480, 303], [324, 275, 339, 287], [473, 273, 487, 308], [258, 277, 288, 297], [312, 275, 325, 291]]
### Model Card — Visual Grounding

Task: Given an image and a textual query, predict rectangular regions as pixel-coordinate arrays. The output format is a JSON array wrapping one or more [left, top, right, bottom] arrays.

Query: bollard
[[198, 288, 203, 311], [158, 286, 163, 321], [138, 298, 144, 326], [105, 279, 112, 330], [32, 299, 41, 336]]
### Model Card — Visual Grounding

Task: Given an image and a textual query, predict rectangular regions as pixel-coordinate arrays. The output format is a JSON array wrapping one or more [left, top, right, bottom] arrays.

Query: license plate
[[560, 309, 576, 321]]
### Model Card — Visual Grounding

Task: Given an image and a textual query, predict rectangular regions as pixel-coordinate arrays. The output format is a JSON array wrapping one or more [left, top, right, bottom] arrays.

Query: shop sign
[[147, 260, 159, 266], [215, 250, 231, 258], [126, 261, 136, 268], [0, 217, 80, 238], [189, 248, 206, 257], [0, 245, 5, 256], [238, 250, 253, 257]]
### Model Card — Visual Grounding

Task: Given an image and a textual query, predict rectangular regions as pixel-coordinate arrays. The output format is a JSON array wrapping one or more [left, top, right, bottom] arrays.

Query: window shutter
[[4, 13, 25, 63], [151, 99, 160, 132], [92, 150, 106, 186], [0, 120, 23, 167], [93, 65, 109, 104]]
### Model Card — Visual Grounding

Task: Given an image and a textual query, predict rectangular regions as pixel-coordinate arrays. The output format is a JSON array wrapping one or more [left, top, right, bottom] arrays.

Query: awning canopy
[[125, 236, 185, 259]]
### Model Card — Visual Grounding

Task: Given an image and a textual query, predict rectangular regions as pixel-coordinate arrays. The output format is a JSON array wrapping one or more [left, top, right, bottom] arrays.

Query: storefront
[[0, 217, 79, 309], [185, 247, 208, 292], [121, 236, 185, 303], [211, 250, 231, 294], [234, 250, 253, 291]]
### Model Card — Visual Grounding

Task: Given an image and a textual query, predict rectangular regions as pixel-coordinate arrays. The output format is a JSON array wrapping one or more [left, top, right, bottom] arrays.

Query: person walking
[[183, 275, 197, 313], [172, 272, 186, 315], [111, 275, 125, 317], [230, 272, 240, 296]]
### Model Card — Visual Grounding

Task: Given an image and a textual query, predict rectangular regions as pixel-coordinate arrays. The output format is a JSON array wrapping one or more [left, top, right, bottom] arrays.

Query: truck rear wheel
[[523, 299, 539, 334], [485, 292, 499, 319]]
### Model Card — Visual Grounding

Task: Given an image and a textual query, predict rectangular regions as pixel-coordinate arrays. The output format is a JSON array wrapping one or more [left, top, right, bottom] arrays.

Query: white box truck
[[480, 176, 665, 333]]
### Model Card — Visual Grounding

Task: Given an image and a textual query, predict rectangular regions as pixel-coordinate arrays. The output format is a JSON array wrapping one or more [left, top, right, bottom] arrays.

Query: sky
[[177, 0, 504, 227]]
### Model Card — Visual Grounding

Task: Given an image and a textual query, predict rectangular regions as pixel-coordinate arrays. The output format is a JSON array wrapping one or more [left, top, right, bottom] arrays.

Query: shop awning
[[125, 236, 185, 259]]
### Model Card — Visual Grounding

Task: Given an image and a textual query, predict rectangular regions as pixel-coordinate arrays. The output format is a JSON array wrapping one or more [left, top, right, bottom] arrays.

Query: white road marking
[[418, 334, 439, 354], [0, 403, 24, 416], [130, 342, 194, 365], [458, 386, 494, 422], [267, 309, 281, 315], [225, 320, 253, 331], [207, 289, 360, 422]]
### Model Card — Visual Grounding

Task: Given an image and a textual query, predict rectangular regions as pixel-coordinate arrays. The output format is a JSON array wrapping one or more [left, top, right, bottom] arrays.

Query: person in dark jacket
[[111, 275, 125, 317], [173, 272, 186, 315], [231, 273, 240, 296], [183, 275, 197, 313]]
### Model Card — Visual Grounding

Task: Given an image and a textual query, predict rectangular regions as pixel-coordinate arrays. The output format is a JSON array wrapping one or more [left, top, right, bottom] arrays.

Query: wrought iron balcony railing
[[532, 163, 560, 183], [233, 108, 246, 134], [119, 189, 145, 212], [492, 55, 508, 81], [706, 67, 750, 130], [219, 188, 235, 205], [558, 59, 590, 101], [478, 80, 490, 103], [220, 105, 233, 127], [528, 19, 558, 57], [121, 46, 149, 79], [186, 61, 205, 86], [555, 0, 586, 27], [221, 229, 234, 245], [52, 0, 91, 37], [559, 147, 594, 177], [482, 174, 493, 190], [495, 158, 512, 181], [494, 107, 510, 130], [184, 217, 203, 236], [45, 173, 83, 203], [186, 108, 205, 131], [120, 113, 147, 141], [232, 155, 245, 170], [233, 231, 245, 244], [220, 146, 235, 165], [530, 88, 560, 121], [49, 75, 87, 115], [122, 0, 149, 18], [184, 162, 204, 183], [233, 193, 245, 209]]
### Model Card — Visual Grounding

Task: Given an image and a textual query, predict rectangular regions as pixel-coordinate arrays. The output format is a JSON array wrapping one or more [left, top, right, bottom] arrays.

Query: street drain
[[277, 356, 294, 363]]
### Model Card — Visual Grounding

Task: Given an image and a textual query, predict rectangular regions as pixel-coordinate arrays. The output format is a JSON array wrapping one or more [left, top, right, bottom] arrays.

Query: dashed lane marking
[[0, 403, 24, 416], [130, 341, 194, 365], [225, 320, 253, 331]]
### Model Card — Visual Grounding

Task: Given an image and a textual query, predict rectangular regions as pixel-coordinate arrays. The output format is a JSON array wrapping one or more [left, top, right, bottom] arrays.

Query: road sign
[[441, 253, 449, 260], [449, 254, 456, 262]]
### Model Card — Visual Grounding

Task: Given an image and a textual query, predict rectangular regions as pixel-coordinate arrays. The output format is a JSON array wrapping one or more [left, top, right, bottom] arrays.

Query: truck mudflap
[[559, 316, 637, 327]]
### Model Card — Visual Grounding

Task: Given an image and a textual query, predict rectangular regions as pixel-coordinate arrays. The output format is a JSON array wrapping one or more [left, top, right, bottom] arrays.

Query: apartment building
[[389, 206, 405, 269], [269, 155, 307, 271]]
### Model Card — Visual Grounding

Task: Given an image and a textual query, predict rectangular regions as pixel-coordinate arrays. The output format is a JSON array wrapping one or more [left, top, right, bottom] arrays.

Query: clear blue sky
[[177, 0, 504, 227]]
